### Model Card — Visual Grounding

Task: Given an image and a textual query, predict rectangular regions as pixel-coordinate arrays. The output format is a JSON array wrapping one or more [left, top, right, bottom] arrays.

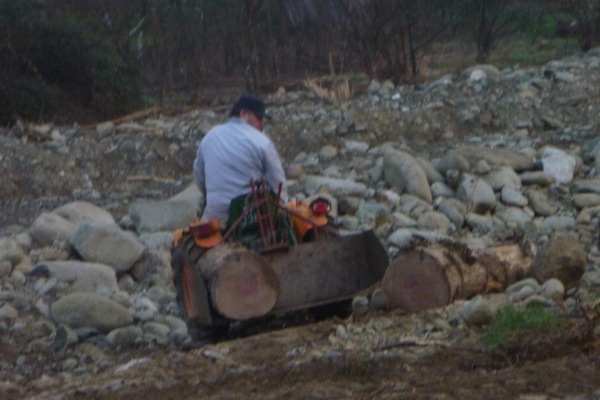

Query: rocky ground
[[2, 48, 600, 399]]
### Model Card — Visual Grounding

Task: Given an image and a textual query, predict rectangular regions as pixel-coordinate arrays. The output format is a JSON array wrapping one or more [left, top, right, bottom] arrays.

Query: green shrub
[[483, 304, 564, 349]]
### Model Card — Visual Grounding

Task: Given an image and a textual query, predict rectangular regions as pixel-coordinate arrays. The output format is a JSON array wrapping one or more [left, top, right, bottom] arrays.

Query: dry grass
[[303, 78, 353, 102]]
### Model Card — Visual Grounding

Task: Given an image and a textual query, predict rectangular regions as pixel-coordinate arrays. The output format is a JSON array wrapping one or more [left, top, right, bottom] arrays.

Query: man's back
[[194, 117, 287, 224]]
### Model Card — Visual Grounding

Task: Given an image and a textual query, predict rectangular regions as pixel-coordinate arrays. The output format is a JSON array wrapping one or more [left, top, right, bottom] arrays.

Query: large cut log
[[381, 239, 536, 312], [196, 244, 280, 320]]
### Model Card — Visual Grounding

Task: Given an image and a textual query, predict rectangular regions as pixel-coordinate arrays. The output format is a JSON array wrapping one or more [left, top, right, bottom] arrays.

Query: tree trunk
[[381, 240, 536, 312], [196, 244, 280, 320]]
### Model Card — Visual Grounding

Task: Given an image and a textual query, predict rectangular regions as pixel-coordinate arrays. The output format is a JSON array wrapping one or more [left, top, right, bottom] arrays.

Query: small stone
[[352, 296, 369, 316], [541, 278, 565, 302], [461, 296, 493, 326], [369, 288, 388, 310]]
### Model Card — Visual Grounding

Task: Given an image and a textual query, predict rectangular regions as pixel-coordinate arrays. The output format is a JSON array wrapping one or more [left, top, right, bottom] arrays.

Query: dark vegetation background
[[0, 0, 595, 126]]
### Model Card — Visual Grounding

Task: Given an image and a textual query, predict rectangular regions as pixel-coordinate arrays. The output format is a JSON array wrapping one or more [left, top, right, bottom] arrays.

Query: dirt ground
[[0, 307, 598, 400]]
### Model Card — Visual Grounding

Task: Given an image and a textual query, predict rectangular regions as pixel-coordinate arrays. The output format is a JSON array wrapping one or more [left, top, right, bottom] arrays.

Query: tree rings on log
[[197, 244, 281, 320]]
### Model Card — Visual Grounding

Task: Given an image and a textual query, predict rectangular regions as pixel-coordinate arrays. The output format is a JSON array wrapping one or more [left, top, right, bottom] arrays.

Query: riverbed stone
[[51, 292, 133, 332]]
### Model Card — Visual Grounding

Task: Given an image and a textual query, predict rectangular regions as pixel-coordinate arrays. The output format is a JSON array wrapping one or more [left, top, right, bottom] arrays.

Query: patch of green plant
[[491, 37, 580, 69], [483, 304, 564, 349]]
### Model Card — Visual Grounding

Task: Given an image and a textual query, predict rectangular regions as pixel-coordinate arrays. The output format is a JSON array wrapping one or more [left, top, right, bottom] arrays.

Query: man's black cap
[[232, 95, 271, 120]]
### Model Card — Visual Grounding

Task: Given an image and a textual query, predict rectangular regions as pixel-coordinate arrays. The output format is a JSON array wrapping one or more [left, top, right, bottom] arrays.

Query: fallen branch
[[84, 104, 197, 130]]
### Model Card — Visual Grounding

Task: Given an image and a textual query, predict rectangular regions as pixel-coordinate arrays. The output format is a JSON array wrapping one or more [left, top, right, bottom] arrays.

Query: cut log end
[[381, 241, 536, 313], [381, 251, 451, 312], [210, 252, 280, 320]]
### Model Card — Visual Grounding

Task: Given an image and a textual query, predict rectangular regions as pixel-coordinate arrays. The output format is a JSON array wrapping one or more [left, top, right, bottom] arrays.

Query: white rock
[[542, 147, 576, 184]]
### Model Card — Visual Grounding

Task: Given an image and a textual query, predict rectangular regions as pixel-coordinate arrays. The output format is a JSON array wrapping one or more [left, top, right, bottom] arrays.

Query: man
[[193, 94, 288, 225]]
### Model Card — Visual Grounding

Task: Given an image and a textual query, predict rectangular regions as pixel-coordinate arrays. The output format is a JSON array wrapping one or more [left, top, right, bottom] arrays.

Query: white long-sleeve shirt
[[193, 117, 288, 224]]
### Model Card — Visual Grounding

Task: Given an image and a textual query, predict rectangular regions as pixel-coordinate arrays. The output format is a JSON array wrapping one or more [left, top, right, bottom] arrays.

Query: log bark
[[381, 239, 536, 312], [196, 244, 280, 320]]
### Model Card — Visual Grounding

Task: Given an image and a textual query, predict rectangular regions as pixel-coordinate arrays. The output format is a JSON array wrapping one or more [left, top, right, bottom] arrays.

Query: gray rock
[[461, 296, 493, 326], [130, 296, 159, 322], [138, 232, 174, 252], [129, 200, 197, 234], [29, 260, 118, 293], [526, 189, 559, 216], [484, 166, 522, 191], [53, 201, 117, 227], [505, 278, 541, 296], [387, 228, 415, 248], [29, 212, 77, 247], [338, 196, 361, 215], [0, 260, 12, 279], [431, 181, 455, 198], [129, 248, 173, 285], [142, 321, 171, 339], [461, 64, 501, 80], [168, 183, 203, 206], [456, 174, 496, 214], [496, 207, 533, 228], [51, 324, 79, 352], [356, 201, 390, 228], [507, 285, 537, 303], [572, 178, 600, 194], [436, 199, 465, 229], [69, 223, 144, 273], [343, 140, 369, 153], [107, 326, 144, 347], [572, 193, 600, 208], [383, 149, 432, 203], [541, 278, 565, 302], [319, 145, 338, 160], [416, 157, 445, 183], [0, 303, 18, 322], [580, 270, 600, 288], [450, 146, 534, 171], [543, 215, 576, 232], [464, 213, 504, 233], [397, 194, 434, 217], [520, 171, 555, 186], [390, 212, 418, 228], [369, 288, 388, 310], [417, 211, 453, 231], [0, 238, 27, 270], [51, 292, 133, 332], [351, 295, 369, 316], [521, 295, 556, 308], [532, 233, 586, 290], [434, 154, 470, 175], [163, 315, 188, 333], [303, 175, 368, 197], [500, 187, 528, 207]]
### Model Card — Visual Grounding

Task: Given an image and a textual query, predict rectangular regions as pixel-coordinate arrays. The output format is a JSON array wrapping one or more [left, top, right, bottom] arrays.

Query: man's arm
[[193, 145, 206, 195], [263, 142, 288, 203]]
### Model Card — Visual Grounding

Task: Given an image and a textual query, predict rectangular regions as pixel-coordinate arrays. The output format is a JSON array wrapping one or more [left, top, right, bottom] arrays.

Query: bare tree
[[460, 0, 533, 63], [558, 0, 600, 51]]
